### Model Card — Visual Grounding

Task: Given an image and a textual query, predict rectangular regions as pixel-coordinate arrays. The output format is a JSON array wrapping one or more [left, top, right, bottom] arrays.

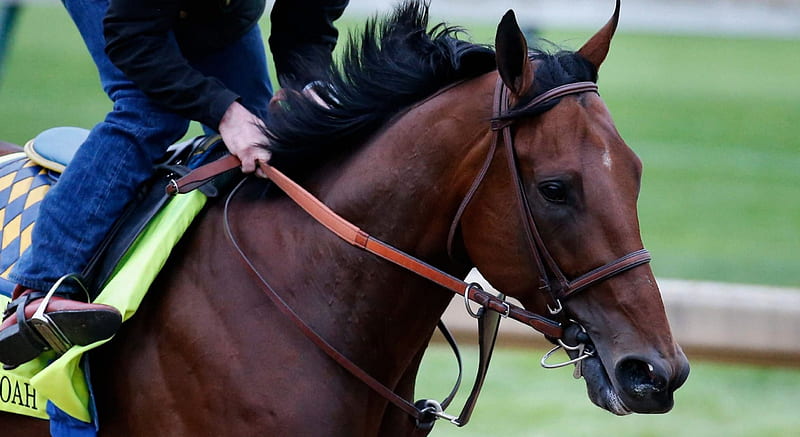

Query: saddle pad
[[0, 155, 61, 419], [0, 187, 207, 422], [0, 294, 48, 419], [0, 154, 55, 297]]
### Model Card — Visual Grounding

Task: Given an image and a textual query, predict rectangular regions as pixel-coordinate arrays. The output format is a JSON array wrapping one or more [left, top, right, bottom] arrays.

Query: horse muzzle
[[560, 323, 690, 415]]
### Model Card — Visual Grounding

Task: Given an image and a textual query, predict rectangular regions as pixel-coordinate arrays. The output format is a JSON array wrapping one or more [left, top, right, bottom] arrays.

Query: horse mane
[[264, 0, 598, 176], [264, 0, 495, 176]]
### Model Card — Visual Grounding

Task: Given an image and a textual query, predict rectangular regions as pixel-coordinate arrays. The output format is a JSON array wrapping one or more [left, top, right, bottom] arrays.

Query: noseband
[[448, 79, 652, 316]]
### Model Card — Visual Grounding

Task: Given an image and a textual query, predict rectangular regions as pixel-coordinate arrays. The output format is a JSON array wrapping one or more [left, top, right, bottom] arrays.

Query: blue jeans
[[10, 0, 273, 293]]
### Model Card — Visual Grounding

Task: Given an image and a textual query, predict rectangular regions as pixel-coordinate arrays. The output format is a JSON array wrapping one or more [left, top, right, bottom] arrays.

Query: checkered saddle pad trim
[[0, 155, 55, 296]]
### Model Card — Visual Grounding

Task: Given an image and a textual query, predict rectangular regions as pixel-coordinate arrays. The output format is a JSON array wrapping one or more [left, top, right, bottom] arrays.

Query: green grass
[[418, 344, 800, 437], [0, 6, 109, 143]]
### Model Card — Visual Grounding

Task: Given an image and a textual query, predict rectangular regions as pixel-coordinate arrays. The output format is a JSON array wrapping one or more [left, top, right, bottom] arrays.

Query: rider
[[0, 0, 349, 369]]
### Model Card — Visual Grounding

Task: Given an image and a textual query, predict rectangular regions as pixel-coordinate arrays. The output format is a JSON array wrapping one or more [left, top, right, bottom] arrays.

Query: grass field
[[0, 5, 798, 435], [418, 343, 800, 437]]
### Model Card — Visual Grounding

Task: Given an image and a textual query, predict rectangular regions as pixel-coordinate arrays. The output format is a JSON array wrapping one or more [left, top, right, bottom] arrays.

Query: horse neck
[[316, 73, 498, 261], [284, 73, 498, 375], [107, 74, 503, 435]]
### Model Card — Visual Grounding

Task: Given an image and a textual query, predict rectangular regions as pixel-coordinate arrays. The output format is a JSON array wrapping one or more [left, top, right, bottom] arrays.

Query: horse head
[[458, 0, 690, 415]]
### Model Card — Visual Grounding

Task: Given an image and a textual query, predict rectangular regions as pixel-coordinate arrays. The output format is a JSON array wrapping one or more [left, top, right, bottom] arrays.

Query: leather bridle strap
[[166, 154, 241, 195], [490, 79, 652, 304], [172, 77, 653, 427], [559, 248, 652, 299]]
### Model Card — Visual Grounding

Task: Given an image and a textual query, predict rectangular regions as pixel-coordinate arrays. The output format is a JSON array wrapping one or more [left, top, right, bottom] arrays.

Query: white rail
[[440, 271, 800, 367]]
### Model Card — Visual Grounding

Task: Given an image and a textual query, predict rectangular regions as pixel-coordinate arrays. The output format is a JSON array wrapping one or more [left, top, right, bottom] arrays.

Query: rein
[[167, 77, 653, 429], [169, 154, 563, 338]]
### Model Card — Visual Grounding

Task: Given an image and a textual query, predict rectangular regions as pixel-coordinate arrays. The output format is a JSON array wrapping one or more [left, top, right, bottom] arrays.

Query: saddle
[[0, 127, 236, 299], [0, 127, 237, 423]]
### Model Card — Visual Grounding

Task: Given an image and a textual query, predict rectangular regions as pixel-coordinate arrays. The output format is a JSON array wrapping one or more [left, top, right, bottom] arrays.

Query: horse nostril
[[615, 358, 668, 398]]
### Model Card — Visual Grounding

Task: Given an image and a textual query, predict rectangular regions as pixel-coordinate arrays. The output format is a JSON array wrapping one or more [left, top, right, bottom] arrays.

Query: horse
[[1, 1, 689, 435]]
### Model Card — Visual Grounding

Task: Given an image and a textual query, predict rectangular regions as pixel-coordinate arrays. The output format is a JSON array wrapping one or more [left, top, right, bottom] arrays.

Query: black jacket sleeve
[[104, 0, 347, 127], [269, 0, 349, 89], [104, 0, 245, 128]]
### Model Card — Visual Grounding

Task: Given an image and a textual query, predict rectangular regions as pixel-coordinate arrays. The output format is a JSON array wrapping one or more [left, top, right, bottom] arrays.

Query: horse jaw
[[561, 325, 632, 415], [581, 358, 632, 415]]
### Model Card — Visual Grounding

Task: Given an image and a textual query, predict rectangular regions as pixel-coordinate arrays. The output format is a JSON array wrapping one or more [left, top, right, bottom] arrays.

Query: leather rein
[[167, 77, 652, 428]]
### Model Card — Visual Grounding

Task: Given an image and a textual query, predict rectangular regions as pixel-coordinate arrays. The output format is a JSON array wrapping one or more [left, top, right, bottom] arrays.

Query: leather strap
[[454, 297, 503, 426], [165, 147, 563, 336], [513, 82, 600, 114], [171, 79, 649, 334], [488, 79, 652, 305], [222, 179, 425, 420], [165, 154, 241, 195], [560, 249, 651, 299], [257, 162, 564, 338]]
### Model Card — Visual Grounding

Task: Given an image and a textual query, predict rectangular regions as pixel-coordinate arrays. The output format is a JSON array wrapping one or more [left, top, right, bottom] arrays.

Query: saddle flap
[[24, 127, 90, 173]]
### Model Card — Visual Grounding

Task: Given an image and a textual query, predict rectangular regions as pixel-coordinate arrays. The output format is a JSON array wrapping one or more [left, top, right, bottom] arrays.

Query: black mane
[[265, 1, 495, 175], [501, 45, 598, 120], [265, 1, 598, 176]]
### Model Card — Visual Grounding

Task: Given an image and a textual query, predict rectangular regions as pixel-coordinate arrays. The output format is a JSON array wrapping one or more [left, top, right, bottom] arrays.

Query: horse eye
[[538, 181, 568, 203]]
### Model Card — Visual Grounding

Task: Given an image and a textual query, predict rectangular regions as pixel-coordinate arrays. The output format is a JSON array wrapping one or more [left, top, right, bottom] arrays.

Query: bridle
[[449, 78, 652, 318], [167, 76, 652, 430], [447, 78, 652, 374]]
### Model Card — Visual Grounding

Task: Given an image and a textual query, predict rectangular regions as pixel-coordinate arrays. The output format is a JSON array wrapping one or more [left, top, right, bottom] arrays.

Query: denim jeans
[[9, 0, 273, 293]]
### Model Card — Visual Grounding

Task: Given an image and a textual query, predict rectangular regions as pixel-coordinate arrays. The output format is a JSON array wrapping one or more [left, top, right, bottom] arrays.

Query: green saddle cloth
[[0, 183, 206, 422]]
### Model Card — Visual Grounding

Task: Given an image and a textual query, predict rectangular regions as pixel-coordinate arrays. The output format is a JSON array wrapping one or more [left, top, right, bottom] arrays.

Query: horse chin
[[561, 325, 631, 415], [579, 355, 632, 416]]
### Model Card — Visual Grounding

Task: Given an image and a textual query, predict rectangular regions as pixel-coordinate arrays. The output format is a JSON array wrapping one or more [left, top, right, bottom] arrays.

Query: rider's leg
[[0, 0, 189, 368]]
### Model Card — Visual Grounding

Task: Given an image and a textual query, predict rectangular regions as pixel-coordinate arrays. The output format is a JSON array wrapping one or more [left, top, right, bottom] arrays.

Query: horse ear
[[578, 0, 621, 70], [495, 10, 533, 96]]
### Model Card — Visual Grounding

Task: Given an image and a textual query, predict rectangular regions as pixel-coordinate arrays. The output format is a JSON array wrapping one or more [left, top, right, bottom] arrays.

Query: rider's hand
[[218, 101, 272, 177]]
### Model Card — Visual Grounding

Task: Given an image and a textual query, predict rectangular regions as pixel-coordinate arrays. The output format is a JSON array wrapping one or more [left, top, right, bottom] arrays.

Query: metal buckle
[[462, 282, 483, 319], [463, 282, 511, 319], [167, 178, 180, 196], [498, 300, 511, 318]]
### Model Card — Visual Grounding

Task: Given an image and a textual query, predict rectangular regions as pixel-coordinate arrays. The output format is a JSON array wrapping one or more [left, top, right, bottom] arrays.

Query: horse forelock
[[265, 0, 496, 178], [497, 47, 599, 121]]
